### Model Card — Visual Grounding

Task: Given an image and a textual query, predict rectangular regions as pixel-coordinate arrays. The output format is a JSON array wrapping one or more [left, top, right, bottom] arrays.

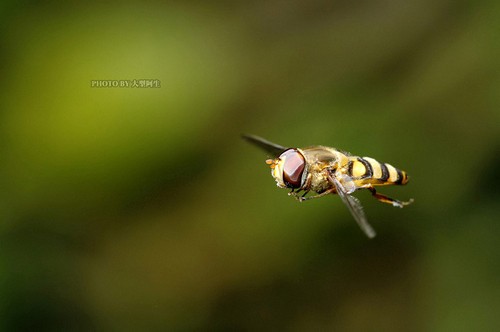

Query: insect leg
[[367, 186, 413, 208], [298, 188, 336, 202], [289, 173, 314, 201]]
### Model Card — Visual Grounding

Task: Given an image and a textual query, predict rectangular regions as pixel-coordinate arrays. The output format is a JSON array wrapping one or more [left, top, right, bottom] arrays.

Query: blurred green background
[[0, 0, 499, 331]]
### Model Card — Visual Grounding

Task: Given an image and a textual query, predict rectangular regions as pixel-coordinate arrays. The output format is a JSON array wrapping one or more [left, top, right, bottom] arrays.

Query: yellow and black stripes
[[347, 158, 371, 179], [379, 163, 389, 181], [347, 156, 409, 185]]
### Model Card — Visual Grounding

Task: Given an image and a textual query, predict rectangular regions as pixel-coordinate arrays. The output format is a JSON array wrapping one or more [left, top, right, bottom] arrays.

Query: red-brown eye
[[280, 149, 305, 188]]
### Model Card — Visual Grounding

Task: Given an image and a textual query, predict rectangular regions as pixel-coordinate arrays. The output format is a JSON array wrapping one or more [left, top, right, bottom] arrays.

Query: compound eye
[[280, 149, 305, 188]]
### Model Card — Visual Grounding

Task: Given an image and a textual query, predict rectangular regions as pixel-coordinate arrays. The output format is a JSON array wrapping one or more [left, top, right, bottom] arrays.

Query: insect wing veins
[[329, 174, 376, 238]]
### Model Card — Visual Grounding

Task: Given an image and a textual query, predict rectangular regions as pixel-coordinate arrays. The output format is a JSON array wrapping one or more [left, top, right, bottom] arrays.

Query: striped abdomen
[[347, 156, 409, 186]]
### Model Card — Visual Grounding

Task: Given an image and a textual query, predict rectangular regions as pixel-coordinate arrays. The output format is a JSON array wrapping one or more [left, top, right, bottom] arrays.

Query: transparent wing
[[329, 174, 376, 238], [241, 134, 288, 157]]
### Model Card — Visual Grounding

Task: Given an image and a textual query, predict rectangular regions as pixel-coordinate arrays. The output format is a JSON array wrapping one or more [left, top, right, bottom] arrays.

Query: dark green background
[[1, 1, 499, 330]]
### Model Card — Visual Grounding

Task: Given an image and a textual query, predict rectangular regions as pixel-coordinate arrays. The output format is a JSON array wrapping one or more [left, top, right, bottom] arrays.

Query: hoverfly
[[243, 134, 413, 238]]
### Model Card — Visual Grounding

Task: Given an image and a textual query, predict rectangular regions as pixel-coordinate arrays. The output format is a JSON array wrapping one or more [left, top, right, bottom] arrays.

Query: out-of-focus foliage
[[0, 0, 499, 330]]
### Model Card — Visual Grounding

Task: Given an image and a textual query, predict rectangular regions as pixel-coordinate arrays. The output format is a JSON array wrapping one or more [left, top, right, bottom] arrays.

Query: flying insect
[[243, 134, 413, 238]]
